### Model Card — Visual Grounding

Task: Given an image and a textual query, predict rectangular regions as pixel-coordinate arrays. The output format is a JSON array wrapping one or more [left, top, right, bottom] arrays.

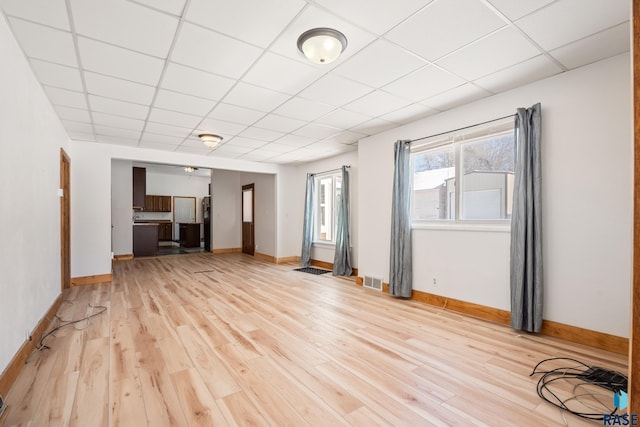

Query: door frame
[[630, 0, 639, 413], [60, 148, 71, 290], [242, 183, 255, 256]]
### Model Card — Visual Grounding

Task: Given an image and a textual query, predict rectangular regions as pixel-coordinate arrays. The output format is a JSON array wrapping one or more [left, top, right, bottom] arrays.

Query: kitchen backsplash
[[134, 211, 173, 221]]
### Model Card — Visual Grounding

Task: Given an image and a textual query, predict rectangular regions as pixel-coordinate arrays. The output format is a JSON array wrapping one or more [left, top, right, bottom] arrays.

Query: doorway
[[242, 183, 255, 255], [60, 149, 71, 290]]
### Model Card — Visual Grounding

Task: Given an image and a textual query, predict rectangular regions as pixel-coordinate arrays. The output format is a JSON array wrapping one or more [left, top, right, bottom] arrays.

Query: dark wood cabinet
[[132, 167, 146, 210], [144, 195, 172, 212], [158, 223, 172, 241], [133, 224, 158, 257], [179, 223, 200, 248]]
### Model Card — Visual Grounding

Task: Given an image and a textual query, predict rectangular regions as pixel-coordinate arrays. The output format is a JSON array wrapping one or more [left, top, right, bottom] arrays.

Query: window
[[411, 119, 515, 222], [315, 173, 342, 243]]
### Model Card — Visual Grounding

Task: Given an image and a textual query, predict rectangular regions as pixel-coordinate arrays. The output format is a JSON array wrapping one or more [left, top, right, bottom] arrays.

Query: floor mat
[[294, 267, 332, 275]]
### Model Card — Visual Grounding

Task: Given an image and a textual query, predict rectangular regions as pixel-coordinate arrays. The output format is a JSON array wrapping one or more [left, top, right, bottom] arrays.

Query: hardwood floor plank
[[4, 253, 628, 426]]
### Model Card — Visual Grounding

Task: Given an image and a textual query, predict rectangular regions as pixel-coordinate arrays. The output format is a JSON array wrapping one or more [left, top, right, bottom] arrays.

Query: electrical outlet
[[433, 277, 437, 286]]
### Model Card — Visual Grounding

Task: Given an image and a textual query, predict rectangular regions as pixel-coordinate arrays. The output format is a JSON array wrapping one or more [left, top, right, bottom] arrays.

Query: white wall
[[0, 15, 70, 373], [211, 169, 241, 250], [276, 165, 301, 259], [70, 142, 281, 277], [358, 53, 632, 337]]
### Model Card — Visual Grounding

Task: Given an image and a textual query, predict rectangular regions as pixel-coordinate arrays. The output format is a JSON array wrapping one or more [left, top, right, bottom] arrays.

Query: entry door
[[242, 184, 255, 255]]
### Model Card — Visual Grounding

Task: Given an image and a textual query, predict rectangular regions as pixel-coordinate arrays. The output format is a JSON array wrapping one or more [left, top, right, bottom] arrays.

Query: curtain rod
[[310, 165, 351, 176], [408, 113, 516, 144]]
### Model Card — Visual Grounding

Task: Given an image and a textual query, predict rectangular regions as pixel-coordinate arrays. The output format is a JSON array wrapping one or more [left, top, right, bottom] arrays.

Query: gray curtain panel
[[510, 103, 543, 333], [333, 166, 352, 276], [389, 140, 413, 297], [300, 173, 315, 267]]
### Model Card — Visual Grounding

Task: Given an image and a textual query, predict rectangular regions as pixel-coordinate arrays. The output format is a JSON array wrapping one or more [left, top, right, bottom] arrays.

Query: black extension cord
[[530, 357, 628, 421]]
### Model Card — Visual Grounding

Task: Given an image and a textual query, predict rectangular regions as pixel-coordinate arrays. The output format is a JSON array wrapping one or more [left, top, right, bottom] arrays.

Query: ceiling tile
[[186, 0, 305, 48], [473, 54, 563, 93], [55, 105, 91, 122], [314, 0, 430, 35], [333, 39, 427, 88], [89, 95, 149, 120], [258, 143, 295, 154], [175, 144, 213, 155], [78, 37, 164, 85], [92, 112, 145, 131], [140, 132, 184, 146], [70, 0, 178, 57], [224, 137, 267, 149], [84, 72, 155, 105], [273, 97, 334, 121], [215, 143, 254, 154], [436, 27, 541, 81], [208, 103, 265, 125], [343, 90, 412, 118], [8, 18, 77, 67], [61, 120, 93, 134], [386, 0, 505, 61], [549, 22, 630, 70], [197, 118, 247, 135], [148, 107, 202, 129], [138, 139, 179, 150], [242, 52, 323, 95], [485, 0, 555, 20], [223, 82, 290, 112], [268, 4, 376, 67], [30, 59, 83, 91], [239, 149, 279, 161], [171, 22, 262, 79], [161, 62, 235, 100], [0, 0, 70, 30], [94, 125, 141, 140], [238, 127, 284, 142], [273, 134, 317, 147], [350, 117, 397, 135], [144, 122, 192, 138], [130, 0, 186, 16], [210, 150, 242, 159], [321, 130, 367, 145], [378, 103, 437, 125], [298, 74, 372, 107], [253, 114, 306, 133], [44, 86, 87, 109], [95, 135, 138, 146], [420, 83, 490, 111], [292, 123, 341, 139], [153, 89, 218, 116], [516, 0, 630, 51], [383, 65, 465, 102], [314, 109, 371, 129]]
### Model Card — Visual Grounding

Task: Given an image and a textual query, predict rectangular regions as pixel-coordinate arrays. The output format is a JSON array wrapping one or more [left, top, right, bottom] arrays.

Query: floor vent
[[363, 276, 382, 291]]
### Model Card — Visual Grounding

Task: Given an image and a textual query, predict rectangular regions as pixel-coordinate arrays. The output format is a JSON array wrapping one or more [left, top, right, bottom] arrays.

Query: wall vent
[[363, 276, 382, 291]]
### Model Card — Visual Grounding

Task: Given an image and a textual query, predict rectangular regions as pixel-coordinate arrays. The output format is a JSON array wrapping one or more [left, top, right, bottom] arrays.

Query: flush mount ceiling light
[[297, 27, 347, 64], [199, 133, 223, 148], [184, 167, 197, 173]]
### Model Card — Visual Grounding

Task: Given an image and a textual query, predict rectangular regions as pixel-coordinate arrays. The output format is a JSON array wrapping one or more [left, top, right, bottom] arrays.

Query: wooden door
[[242, 184, 255, 256], [60, 149, 71, 290]]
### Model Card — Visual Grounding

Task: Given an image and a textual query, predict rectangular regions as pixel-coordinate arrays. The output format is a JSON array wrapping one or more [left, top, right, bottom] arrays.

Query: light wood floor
[[2, 253, 627, 426]]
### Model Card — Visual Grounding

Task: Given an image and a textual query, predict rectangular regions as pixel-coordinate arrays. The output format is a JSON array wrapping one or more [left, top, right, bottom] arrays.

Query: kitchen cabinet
[[158, 223, 172, 241], [179, 223, 200, 248], [133, 223, 158, 257], [144, 195, 172, 212], [132, 167, 146, 210]]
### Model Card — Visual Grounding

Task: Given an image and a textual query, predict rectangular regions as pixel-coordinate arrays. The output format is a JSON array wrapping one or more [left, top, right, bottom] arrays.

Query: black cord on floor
[[531, 357, 628, 421], [26, 304, 108, 363]]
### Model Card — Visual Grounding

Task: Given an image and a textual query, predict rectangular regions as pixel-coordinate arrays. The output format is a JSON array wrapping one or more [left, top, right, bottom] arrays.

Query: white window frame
[[411, 118, 515, 229], [313, 172, 342, 245]]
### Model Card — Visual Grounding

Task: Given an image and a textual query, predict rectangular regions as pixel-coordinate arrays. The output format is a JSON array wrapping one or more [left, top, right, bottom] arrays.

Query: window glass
[[315, 173, 342, 243], [412, 146, 455, 220]]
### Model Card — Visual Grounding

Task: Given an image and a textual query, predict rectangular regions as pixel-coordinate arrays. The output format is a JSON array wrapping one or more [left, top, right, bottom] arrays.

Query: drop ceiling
[[0, 0, 630, 164]]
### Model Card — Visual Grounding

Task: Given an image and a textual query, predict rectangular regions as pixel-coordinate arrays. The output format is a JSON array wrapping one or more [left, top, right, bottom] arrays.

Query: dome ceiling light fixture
[[199, 133, 223, 148], [184, 166, 197, 173], [297, 27, 347, 65]]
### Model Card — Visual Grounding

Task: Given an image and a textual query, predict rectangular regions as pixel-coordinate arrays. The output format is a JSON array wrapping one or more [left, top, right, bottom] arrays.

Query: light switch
[[57, 188, 64, 197]]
